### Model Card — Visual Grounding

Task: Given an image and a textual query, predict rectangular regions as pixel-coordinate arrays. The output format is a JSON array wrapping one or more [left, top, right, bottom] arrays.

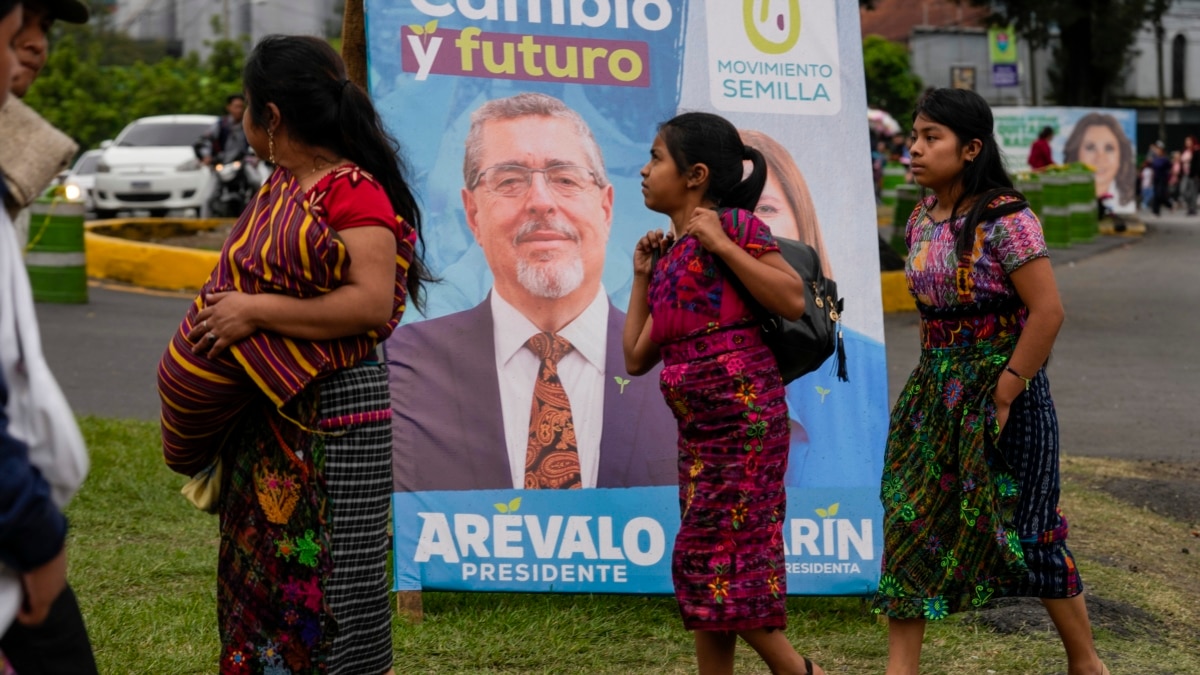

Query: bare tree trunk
[[341, 0, 367, 89], [1057, 20, 1094, 105], [1156, 19, 1167, 144]]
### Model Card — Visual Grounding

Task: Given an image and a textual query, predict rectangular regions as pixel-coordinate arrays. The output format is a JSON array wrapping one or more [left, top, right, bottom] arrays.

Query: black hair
[[0, 0, 18, 20], [1038, 125, 1054, 140], [913, 88, 1027, 258], [657, 112, 766, 212], [242, 35, 431, 310], [226, 93, 246, 105]]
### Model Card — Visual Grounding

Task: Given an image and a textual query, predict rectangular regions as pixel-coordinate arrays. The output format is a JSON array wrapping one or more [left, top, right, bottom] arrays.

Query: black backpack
[[722, 209, 847, 385], [760, 236, 846, 384]]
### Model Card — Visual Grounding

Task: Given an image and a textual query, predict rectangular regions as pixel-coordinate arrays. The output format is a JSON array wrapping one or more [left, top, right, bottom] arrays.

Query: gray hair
[[463, 92, 609, 189]]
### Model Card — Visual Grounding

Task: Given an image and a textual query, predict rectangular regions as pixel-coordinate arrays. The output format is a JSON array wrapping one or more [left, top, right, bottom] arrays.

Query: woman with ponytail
[[157, 35, 429, 674], [874, 88, 1107, 675], [624, 113, 823, 675]]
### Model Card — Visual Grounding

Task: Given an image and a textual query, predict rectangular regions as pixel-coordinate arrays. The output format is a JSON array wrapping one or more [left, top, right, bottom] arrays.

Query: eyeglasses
[[472, 164, 599, 197]]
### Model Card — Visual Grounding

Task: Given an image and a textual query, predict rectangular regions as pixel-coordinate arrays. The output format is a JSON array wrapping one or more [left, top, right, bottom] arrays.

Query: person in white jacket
[[0, 0, 96, 671]]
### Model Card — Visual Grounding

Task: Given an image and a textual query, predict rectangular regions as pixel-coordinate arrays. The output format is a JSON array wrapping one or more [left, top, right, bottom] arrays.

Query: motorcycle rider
[[197, 93, 249, 167], [196, 94, 255, 216]]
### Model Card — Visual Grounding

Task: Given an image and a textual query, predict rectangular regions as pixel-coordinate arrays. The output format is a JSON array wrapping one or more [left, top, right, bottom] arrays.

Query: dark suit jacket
[[386, 298, 677, 491]]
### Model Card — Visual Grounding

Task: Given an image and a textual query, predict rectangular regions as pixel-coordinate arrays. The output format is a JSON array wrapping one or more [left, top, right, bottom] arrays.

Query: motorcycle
[[207, 151, 269, 218]]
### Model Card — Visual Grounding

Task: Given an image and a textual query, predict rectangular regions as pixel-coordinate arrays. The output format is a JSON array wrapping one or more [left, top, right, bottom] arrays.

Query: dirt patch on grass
[[1090, 460, 1200, 527], [966, 596, 1162, 640]]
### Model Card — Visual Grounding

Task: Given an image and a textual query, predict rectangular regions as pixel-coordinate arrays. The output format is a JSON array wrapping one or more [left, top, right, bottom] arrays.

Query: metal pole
[[222, 0, 230, 40]]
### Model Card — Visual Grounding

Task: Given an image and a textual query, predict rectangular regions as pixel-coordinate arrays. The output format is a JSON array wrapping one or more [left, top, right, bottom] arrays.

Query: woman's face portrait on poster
[[1077, 123, 1120, 192], [754, 170, 800, 240]]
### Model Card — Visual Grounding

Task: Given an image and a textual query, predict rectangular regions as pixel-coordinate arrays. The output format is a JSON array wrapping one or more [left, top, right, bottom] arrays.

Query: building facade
[[863, 0, 1200, 149], [112, 0, 340, 58]]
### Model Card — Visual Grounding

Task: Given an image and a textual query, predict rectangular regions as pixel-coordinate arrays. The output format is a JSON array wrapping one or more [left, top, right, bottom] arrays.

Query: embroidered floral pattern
[[219, 395, 334, 672], [648, 210, 790, 632], [873, 326, 1030, 620], [905, 195, 1048, 308], [254, 460, 300, 525]]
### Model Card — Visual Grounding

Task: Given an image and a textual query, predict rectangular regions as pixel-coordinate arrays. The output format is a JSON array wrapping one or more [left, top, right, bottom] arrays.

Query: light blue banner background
[[369, 0, 888, 596]]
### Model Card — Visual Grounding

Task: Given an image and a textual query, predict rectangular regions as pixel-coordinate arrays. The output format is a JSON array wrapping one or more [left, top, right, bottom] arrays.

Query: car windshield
[[117, 122, 212, 148], [72, 154, 101, 175]]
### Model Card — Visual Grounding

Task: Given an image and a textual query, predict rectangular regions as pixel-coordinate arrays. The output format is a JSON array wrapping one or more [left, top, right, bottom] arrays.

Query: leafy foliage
[[961, 0, 1174, 106], [862, 35, 923, 134], [23, 22, 246, 153]]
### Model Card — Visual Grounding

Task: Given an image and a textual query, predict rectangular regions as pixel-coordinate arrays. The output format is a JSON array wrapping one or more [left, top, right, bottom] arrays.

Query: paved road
[[34, 215, 1199, 462]]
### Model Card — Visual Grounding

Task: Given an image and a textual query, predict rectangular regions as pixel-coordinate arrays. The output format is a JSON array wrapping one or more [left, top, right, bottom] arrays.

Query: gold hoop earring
[[268, 128, 276, 164]]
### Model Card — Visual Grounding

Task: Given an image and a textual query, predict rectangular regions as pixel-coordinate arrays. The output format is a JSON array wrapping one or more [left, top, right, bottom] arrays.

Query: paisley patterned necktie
[[523, 332, 581, 489]]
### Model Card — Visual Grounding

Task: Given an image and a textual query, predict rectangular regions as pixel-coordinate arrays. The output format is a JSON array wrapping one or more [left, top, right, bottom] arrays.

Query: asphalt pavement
[[34, 214, 1199, 462]]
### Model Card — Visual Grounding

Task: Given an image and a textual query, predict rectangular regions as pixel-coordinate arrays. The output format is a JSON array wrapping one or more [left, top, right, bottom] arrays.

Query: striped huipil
[[157, 166, 412, 476]]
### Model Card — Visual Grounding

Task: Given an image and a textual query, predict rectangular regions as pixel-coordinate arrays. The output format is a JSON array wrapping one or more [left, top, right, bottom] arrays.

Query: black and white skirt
[[320, 363, 393, 675]]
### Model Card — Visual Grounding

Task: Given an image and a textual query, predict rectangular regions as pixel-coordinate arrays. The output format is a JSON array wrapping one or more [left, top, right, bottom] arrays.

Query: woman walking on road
[[874, 88, 1108, 675], [159, 35, 428, 674], [624, 112, 823, 675]]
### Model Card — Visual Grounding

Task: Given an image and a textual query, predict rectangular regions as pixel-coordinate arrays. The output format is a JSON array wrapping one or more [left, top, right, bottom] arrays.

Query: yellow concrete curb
[[85, 218, 224, 292], [880, 270, 915, 313], [85, 217, 925, 311], [1098, 219, 1146, 237]]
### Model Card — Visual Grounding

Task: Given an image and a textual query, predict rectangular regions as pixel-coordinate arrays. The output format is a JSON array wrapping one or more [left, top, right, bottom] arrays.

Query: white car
[[62, 149, 104, 212], [93, 114, 218, 219]]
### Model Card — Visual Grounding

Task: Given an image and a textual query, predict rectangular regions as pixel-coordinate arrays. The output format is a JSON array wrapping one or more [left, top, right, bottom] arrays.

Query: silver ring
[[202, 319, 208, 329], [207, 333, 218, 342]]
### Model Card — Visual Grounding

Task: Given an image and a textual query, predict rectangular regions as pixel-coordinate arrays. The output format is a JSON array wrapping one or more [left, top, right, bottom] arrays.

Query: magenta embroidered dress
[[647, 209, 790, 631]]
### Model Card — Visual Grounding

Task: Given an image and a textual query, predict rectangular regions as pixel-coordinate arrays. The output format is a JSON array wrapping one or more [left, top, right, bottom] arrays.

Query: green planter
[[25, 197, 88, 304], [1042, 205, 1071, 248], [881, 164, 908, 205]]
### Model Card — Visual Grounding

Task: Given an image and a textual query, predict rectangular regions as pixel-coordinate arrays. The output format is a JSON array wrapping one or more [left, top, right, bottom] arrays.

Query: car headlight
[[177, 158, 203, 171], [96, 161, 111, 173], [64, 184, 83, 201]]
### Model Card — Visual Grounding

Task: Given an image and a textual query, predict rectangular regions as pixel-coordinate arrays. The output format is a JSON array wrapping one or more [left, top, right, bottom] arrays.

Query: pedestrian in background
[[1140, 159, 1154, 211], [624, 112, 823, 675], [1027, 125, 1055, 171], [1182, 136, 1199, 216], [875, 88, 1108, 675], [1149, 141, 1171, 216]]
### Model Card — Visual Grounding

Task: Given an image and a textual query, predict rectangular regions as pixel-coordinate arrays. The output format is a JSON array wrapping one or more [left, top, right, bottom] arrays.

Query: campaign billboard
[[994, 106, 1139, 214], [368, 0, 888, 596]]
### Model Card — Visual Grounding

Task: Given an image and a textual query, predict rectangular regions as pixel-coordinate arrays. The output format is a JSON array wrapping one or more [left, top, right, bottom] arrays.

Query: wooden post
[[396, 590, 424, 624], [341, 0, 368, 89], [343, 0, 421, 626]]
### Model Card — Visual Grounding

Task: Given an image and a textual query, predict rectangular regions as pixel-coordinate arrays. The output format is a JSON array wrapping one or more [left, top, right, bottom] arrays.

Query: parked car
[[92, 114, 218, 219], [62, 149, 104, 212]]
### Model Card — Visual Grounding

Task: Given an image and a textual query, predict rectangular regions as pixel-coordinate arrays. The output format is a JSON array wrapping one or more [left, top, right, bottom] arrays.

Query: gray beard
[[516, 255, 584, 299], [512, 218, 585, 299]]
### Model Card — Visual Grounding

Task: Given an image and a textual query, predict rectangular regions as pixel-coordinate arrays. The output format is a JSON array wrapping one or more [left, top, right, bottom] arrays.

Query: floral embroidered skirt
[[217, 364, 392, 674], [873, 314, 1080, 621], [659, 326, 790, 632]]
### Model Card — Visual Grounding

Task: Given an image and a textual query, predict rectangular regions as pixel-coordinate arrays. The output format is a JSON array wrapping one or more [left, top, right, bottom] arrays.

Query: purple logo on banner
[[993, 63, 1019, 88]]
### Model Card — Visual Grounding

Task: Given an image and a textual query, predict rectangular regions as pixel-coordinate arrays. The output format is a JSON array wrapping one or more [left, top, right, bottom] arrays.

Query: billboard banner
[[994, 106, 1139, 213], [368, 0, 888, 596]]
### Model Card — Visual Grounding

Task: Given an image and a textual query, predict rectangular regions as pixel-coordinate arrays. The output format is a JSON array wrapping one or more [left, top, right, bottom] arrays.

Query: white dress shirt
[[491, 287, 609, 489]]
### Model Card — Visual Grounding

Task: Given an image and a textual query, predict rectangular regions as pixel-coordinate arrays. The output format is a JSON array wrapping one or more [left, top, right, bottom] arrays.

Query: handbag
[[721, 209, 848, 385], [180, 458, 224, 513]]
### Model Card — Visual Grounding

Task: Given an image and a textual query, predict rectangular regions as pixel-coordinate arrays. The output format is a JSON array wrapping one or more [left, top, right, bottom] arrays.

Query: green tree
[[23, 20, 245, 152], [862, 35, 923, 133], [961, 0, 1173, 106]]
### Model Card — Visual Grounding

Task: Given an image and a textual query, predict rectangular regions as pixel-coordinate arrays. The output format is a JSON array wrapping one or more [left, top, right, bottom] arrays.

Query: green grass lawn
[[67, 418, 1200, 674]]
